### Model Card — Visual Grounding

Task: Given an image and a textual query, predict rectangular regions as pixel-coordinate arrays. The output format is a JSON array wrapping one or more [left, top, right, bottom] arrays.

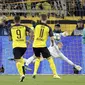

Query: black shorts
[[33, 47, 51, 58], [13, 47, 27, 59]]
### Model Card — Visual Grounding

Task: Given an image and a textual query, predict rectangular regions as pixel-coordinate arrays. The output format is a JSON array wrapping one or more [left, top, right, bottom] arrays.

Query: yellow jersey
[[33, 23, 53, 47], [10, 24, 30, 48]]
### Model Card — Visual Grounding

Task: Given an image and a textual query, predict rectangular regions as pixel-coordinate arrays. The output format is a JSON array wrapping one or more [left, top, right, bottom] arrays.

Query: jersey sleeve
[[8, 27, 12, 41], [9, 27, 12, 36], [49, 27, 53, 37]]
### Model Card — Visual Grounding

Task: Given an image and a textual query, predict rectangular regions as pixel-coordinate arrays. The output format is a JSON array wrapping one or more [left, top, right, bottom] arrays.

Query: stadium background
[[0, 0, 85, 74]]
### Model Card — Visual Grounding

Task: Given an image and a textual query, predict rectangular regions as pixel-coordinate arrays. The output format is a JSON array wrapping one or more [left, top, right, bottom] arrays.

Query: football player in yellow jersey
[[32, 14, 60, 79], [9, 15, 32, 82]]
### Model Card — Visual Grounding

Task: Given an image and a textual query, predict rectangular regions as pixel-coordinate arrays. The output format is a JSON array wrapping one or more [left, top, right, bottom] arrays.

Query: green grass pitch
[[0, 75, 85, 85]]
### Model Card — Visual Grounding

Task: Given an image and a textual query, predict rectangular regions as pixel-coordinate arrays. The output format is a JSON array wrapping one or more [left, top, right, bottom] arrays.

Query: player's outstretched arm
[[50, 36, 54, 46]]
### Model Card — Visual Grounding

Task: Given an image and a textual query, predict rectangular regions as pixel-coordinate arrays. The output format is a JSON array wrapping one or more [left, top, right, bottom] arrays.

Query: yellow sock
[[19, 57, 24, 66], [47, 57, 57, 75], [16, 57, 25, 76], [33, 58, 40, 75]]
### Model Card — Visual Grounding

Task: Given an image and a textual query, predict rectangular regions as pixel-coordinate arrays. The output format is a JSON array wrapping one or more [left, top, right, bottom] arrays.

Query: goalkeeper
[[24, 23, 82, 72]]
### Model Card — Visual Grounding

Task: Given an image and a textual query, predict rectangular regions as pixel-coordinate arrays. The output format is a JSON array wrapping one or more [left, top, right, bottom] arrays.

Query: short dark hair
[[41, 14, 47, 21], [14, 15, 20, 23], [55, 24, 60, 27]]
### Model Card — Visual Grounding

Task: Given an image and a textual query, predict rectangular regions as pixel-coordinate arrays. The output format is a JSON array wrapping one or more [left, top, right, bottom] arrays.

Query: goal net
[[0, 0, 83, 75]]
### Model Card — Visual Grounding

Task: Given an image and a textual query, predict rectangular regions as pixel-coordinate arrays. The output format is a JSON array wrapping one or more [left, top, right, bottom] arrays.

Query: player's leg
[[13, 48, 26, 82], [47, 57, 60, 79], [24, 55, 35, 71], [15, 57, 25, 82], [24, 55, 43, 66], [24, 54, 35, 66], [32, 48, 41, 78], [42, 47, 60, 79]]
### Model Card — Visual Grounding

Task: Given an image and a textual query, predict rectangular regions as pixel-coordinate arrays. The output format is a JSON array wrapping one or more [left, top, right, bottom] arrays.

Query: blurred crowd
[[0, 0, 85, 17], [0, 0, 85, 36], [0, 16, 11, 36], [71, 19, 84, 36], [0, 15, 84, 36], [67, 0, 85, 17]]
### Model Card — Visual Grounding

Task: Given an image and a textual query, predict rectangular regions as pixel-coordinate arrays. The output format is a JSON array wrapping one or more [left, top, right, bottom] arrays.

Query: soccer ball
[[54, 33, 61, 41]]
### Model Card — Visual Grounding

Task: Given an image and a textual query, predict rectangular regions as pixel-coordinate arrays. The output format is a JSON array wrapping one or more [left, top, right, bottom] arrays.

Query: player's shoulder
[[18, 24, 29, 28], [11, 24, 29, 29], [36, 22, 52, 29]]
